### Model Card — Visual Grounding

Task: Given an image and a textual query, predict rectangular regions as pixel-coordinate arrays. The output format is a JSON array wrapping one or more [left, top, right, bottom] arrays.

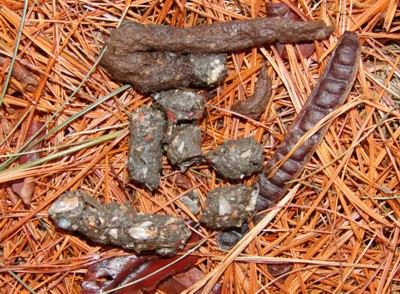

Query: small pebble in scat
[[206, 137, 264, 180]]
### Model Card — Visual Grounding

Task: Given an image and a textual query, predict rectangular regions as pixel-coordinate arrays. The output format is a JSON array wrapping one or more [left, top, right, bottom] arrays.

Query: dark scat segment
[[108, 18, 334, 54], [256, 31, 360, 211], [266, 3, 317, 60], [231, 66, 272, 119], [100, 51, 227, 93]]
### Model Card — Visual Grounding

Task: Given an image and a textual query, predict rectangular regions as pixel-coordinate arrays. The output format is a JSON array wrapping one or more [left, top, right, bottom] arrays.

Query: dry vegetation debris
[[0, 0, 399, 293]]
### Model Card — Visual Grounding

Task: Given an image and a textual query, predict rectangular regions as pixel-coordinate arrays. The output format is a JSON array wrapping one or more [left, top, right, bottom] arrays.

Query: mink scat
[[48, 192, 191, 256], [100, 51, 228, 93], [231, 66, 272, 119], [108, 18, 334, 54]]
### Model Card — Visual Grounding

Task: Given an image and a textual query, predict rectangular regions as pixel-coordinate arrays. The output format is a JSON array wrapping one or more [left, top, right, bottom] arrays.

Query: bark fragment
[[201, 185, 258, 229], [48, 192, 191, 256], [231, 66, 272, 119], [267, 263, 293, 281], [206, 137, 264, 180], [128, 107, 166, 190]]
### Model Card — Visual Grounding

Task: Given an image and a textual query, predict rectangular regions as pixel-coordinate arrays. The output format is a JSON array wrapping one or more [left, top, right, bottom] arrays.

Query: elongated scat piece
[[100, 51, 227, 93], [48, 192, 191, 256], [106, 18, 334, 54], [231, 66, 272, 119], [128, 107, 166, 190], [266, 3, 316, 59], [201, 185, 259, 229], [256, 31, 361, 211]]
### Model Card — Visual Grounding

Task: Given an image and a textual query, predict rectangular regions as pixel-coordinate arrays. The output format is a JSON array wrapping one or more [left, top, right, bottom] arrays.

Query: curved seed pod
[[48, 192, 191, 256], [257, 31, 361, 211], [231, 66, 272, 119], [105, 18, 334, 54]]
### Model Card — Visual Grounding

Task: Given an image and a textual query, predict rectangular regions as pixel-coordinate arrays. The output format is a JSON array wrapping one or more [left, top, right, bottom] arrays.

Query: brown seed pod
[[256, 31, 361, 211], [231, 66, 272, 119]]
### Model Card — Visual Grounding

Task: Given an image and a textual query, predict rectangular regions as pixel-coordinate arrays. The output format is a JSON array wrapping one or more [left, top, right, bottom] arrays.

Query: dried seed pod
[[128, 107, 166, 190], [201, 185, 258, 229], [257, 31, 360, 210], [100, 51, 227, 93], [48, 192, 191, 256], [105, 18, 334, 54], [206, 137, 264, 180], [163, 124, 203, 172], [152, 89, 205, 123], [231, 66, 272, 119]]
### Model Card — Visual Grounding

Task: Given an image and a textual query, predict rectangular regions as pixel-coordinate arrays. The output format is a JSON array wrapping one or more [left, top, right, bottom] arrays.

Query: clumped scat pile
[[49, 15, 336, 255]]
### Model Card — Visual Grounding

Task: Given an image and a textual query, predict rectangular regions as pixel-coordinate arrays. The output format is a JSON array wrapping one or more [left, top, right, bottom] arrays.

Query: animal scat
[[100, 18, 333, 93], [266, 3, 317, 60], [127, 106, 166, 190], [256, 31, 361, 210], [100, 51, 227, 93], [48, 192, 191, 256], [107, 18, 334, 54], [231, 66, 272, 119], [201, 185, 259, 229]]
